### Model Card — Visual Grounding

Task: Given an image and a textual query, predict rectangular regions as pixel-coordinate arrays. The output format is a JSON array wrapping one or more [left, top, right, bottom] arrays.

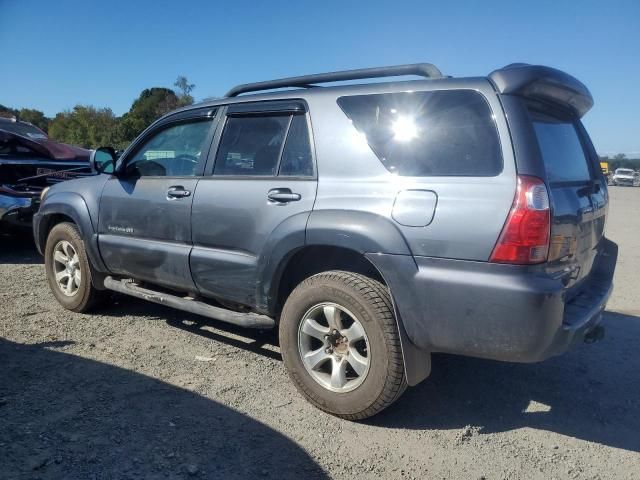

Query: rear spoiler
[[489, 63, 593, 118]]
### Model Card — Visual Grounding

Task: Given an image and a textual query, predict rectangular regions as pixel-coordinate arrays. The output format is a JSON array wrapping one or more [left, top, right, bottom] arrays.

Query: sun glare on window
[[392, 115, 418, 142]]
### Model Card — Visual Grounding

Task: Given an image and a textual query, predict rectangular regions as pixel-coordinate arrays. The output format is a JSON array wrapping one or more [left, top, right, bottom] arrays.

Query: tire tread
[[281, 270, 407, 420]]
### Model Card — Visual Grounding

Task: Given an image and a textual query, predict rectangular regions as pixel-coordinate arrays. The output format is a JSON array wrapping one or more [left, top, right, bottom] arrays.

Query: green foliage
[[0, 105, 49, 132], [17, 108, 50, 132], [48, 106, 119, 148], [174, 76, 195, 106], [2, 76, 197, 149], [0, 104, 19, 119], [117, 87, 182, 146]]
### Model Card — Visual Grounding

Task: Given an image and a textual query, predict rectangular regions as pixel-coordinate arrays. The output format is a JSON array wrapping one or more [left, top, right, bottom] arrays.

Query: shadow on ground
[[370, 311, 640, 453], [0, 233, 41, 265], [102, 295, 282, 362], [4, 233, 638, 454], [103, 295, 640, 453], [0, 338, 327, 479]]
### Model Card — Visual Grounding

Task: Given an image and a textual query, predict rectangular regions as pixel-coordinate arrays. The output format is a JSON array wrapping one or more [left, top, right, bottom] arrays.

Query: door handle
[[267, 188, 301, 203], [167, 186, 191, 199]]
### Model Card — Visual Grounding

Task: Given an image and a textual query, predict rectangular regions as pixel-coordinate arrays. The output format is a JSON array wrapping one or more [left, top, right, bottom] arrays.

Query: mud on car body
[[34, 63, 617, 419], [0, 117, 91, 229]]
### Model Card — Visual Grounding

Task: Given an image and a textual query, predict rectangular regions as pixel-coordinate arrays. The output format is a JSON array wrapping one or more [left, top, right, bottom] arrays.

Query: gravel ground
[[1, 187, 639, 480]]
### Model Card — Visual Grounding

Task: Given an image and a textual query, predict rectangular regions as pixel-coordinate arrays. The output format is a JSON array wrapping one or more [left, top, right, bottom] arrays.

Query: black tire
[[44, 222, 107, 313], [279, 271, 407, 420]]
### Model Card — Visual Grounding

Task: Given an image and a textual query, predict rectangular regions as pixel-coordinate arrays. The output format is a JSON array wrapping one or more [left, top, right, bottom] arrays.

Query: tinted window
[[126, 120, 212, 177], [279, 114, 314, 176], [338, 90, 502, 176], [214, 115, 290, 176], [532, 114, 591, 182]]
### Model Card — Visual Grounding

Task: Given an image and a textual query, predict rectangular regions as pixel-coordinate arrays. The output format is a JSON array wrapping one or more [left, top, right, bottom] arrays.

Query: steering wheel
[[175, 153, 198, 162], [174, 154, 199, 175]]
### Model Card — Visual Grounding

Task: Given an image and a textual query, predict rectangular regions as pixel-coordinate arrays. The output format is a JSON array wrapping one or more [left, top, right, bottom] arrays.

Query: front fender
[[34, 192, 107, 273]]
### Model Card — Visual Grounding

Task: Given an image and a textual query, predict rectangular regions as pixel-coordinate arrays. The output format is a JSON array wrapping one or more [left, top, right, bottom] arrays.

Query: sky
[[1, 0, 638, 155]]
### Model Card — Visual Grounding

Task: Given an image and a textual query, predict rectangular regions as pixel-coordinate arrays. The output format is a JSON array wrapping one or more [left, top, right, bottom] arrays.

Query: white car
[[611, 168, 640, 187]]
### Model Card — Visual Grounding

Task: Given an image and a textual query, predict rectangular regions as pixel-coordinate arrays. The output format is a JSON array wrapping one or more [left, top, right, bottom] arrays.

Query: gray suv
[[34, 63, 617, 419]]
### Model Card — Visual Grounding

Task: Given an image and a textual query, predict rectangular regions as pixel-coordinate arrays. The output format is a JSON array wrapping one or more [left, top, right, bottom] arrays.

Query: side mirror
[[91, 147, 117, 174]]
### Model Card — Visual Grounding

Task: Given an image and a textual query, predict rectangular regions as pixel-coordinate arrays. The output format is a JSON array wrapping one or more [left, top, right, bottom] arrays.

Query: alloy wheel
[[52, 240, 81, 296]]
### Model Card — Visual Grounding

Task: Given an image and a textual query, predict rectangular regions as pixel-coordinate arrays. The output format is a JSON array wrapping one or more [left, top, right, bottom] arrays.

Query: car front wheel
[[279, 271, 406, 420], [44, 222, 106, 312]]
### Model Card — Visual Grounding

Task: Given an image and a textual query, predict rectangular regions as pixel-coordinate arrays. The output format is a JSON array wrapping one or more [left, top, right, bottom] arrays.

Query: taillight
[[490, 175, 550, 264]]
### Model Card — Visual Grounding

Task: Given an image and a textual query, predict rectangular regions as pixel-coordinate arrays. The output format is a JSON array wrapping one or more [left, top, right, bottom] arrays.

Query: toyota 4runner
[[34, 63, 618, 419]]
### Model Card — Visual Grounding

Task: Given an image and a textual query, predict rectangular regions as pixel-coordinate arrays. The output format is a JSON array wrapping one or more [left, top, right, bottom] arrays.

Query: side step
[[103, 277, 275, 330]]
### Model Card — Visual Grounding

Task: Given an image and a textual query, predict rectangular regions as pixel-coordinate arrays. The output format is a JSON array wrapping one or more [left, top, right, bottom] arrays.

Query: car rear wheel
[[279, 271, 406, 420], [44, 222, 106, 312]]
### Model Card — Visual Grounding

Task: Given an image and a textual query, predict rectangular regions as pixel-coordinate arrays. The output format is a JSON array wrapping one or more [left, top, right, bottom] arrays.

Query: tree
[[0, 105, 50, 131], [48, 106, 119, 148], [17, 108, 50, 132], [0, 104, 19, 119], [174, 76, 195, 106], [117, 87, 182, 145]]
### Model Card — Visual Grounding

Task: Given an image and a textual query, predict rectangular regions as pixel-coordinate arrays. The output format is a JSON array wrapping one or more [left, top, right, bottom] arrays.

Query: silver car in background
[[611, 168, 640, 186]]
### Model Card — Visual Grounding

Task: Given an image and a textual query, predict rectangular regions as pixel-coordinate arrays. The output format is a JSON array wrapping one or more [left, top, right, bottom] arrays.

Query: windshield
[[0, 120, 48, 140], [615, 169, 634, 175]]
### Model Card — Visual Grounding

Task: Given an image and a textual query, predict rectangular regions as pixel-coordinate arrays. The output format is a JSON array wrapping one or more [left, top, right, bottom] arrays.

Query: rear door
[[529, 110, 607, 290], [190, 101, 317, 307], [98, 110, 217, 291]]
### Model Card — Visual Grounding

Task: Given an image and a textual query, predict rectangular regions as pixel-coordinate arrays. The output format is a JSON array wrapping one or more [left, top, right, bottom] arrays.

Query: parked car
[[34, 63, 617, 419], [0, 117, 92, 230], [611, 167, 640, 186]]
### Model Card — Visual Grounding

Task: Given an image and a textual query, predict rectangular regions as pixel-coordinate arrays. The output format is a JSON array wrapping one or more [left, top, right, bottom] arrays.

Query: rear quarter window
[[337, 90, 502, 176], [531, 113, 592, 183]]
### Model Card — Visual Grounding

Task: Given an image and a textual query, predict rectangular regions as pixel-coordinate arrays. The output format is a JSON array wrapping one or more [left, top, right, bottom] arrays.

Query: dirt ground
[[1, 187, 639, 480]]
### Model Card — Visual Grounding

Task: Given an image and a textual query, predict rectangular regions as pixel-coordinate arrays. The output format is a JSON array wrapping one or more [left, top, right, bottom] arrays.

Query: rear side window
[[214, 113, 314, 177], [531, 114, 592, 183], [338, 90, 502, 176], [279, 115, 314, 176], [214, 115, 290, 176]]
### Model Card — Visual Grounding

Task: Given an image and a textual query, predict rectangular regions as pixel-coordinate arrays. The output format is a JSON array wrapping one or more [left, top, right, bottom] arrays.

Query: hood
[[0, 129, 90, 161]]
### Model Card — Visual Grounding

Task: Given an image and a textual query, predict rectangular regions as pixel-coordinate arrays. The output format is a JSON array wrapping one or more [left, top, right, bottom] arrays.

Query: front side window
[[531, 113, 591, 183], [125, 119, 213, 177], [338, 90, 502, 176]]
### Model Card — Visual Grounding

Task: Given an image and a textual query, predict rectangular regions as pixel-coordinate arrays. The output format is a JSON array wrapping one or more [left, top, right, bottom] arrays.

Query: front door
[[190, 102, 318, 307], [98, 113, 216, 291]]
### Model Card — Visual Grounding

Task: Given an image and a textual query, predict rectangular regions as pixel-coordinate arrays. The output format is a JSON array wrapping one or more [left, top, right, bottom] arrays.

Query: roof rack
[[225, 63, 443, 97]]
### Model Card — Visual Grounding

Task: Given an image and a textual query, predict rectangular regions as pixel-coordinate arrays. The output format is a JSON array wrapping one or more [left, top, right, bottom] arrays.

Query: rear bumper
[[366, 237, 617, 363], [0, 193, 37, 228]]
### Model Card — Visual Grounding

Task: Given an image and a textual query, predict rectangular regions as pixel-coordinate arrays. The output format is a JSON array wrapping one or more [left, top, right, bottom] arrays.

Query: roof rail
[[225, 63, 443, 97]]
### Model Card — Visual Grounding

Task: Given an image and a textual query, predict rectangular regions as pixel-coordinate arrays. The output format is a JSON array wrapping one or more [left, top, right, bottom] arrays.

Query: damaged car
[[0, 117, 92, 230]]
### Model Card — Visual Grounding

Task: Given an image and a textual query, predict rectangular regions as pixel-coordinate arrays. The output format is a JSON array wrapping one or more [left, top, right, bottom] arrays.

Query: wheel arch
[[36, 192, 108, 275], [259, 210, 431, 385]]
